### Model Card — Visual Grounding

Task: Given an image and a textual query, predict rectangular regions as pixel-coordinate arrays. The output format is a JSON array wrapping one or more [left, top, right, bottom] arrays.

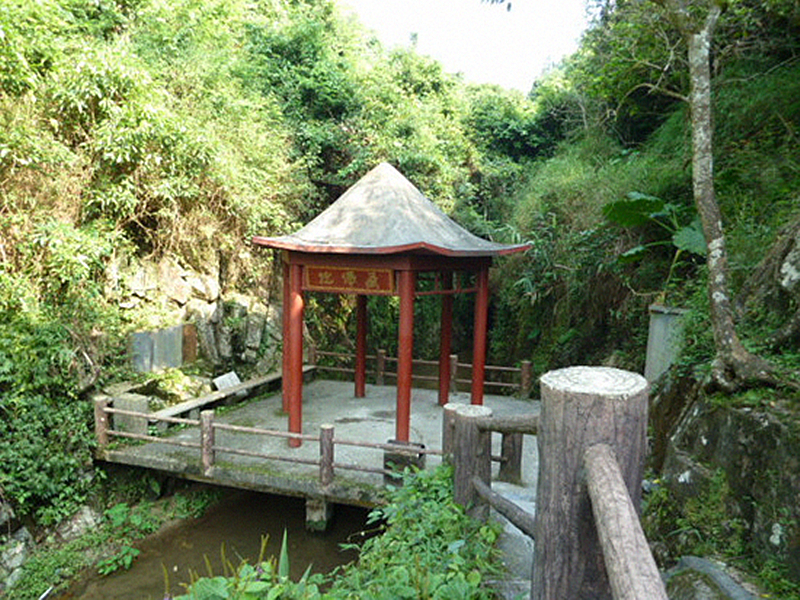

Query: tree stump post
[[452, 404, 493, 520], [320, 424, 334, 487], [497, 432, 523, 485], [441, 403, 460, 463], [201, 410, 215, 477], [93, 395, 110, 453], [376, 349, 386, 386], [449, 354, 459, 392], [533, 366, 649, 600]]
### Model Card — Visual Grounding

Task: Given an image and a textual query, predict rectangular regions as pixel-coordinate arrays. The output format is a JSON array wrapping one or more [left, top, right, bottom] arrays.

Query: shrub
[[175, 466, 504, 600]]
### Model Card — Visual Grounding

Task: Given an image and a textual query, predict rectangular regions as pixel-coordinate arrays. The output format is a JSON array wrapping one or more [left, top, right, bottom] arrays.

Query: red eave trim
[[251, 236, 530, 258]]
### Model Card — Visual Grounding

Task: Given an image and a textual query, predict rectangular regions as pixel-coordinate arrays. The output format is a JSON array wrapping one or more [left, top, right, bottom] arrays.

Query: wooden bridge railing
[[94, 397, 446, 484], [309, 347, 533, 397], [448, 366, 668, 600]]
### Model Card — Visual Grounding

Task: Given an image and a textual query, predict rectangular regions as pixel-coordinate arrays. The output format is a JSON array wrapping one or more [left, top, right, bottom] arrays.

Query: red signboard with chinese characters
[[304, 266, 395, 294]]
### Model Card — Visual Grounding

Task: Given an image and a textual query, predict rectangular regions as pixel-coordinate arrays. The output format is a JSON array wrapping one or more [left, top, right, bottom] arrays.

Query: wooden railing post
[[307, 344, 317, 367], [452, 404, 493, 520], [520, 360, 532, 398], [534, 366, 649, 600], [201, 410, 215, 477], [320, 424, 334, 487], [449, 354, 458, 392], [441, 403, 460, 463], [376, 349, 386, 386], [497, 432, 523, 485], [93, 395, 110, 453]]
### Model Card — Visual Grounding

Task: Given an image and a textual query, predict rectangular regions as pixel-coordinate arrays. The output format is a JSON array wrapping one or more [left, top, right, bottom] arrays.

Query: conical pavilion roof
[[253, 162, 528, 257]]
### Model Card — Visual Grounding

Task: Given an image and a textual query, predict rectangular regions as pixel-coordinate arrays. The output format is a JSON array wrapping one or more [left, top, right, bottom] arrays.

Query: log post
[[441, 403, 460, 462], [355, 295, 367, 398], [93, 395, 110, 453], [520, 360, 532, 398], [452, 404, 493, 520], [320, 424, 334, 487], [201, 409, 215, 477], [533, 366, 649, 600], [449, 354, 458, 392], [307, 344, 317, 368], [497, 432, 523, 485], [376, 349, 386, 386]]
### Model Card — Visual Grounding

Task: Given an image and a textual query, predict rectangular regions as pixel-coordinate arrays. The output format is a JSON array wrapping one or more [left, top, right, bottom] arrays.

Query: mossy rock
[[665, 557, 756, 600]]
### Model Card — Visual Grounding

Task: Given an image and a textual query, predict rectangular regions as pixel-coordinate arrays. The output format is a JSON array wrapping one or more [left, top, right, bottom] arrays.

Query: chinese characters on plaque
[[304, 267, 394, 293]]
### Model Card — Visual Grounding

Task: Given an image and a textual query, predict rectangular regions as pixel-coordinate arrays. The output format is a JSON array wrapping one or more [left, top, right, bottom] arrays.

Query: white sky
[[338, 0, 591, 94]]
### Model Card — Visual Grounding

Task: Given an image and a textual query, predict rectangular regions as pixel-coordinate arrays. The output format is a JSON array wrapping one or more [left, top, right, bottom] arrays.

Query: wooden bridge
[[93, 353, 537, 527], [92, 358, 669, 599]]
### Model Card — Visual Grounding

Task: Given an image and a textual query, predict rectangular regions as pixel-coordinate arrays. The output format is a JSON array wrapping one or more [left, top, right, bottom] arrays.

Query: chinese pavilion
[[253, 162, 528, 446]]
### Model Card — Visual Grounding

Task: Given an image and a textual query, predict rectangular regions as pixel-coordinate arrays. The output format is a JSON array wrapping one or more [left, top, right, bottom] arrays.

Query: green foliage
[[0, 394, 95, 525], [0, 217, 128, 523], [642, 470, 748, 560], [173, 466, 503, 600], [94, 501, 159, 574], [327, 467, 502, 600], [96, 544, 141, 575], [464, 86, 549, 160], [603, 191, 705, 292], [0, 0, 70, 96], [49, 40, 151, 142]]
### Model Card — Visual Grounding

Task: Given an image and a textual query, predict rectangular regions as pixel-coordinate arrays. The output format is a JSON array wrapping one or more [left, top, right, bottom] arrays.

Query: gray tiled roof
[[253, 162, 528, 257]]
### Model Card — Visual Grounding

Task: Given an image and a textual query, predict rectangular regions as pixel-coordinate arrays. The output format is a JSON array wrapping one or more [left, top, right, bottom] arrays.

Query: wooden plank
[[584, 444, 668, 600], [472, 476, 535, 539], [476, 414, 539, 435], [150, 366, 315, 422]]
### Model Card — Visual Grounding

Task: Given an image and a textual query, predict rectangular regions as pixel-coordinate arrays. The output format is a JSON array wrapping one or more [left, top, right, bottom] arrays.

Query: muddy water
[[58, 491, 370, 600]]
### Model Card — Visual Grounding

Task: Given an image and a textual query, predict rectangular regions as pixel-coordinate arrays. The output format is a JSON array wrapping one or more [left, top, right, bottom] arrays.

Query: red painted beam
[[355, 294, 367, 398], [282, 259, 290, 413], [396, 270, 415, 442], [471, 266, 489, 405], [438, 271, 453, 406], [287, 263, 304, 447]]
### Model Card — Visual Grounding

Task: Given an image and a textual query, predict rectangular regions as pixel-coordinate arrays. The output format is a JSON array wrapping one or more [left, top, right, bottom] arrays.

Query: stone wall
[[114, 255, 282, 375]]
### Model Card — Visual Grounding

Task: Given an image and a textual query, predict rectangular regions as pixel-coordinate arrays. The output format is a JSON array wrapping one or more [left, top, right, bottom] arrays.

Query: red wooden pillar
[[282, 259, 290, 412], [287, 263, 304, 447], [355, 294, 367, 398], [396, 270, 415, 442], [471, 266, 489, 405], [438, 271, 453, 406]]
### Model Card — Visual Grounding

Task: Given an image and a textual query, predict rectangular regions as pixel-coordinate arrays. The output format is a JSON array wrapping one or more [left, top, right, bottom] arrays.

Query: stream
[[57, 490, 370, 599]]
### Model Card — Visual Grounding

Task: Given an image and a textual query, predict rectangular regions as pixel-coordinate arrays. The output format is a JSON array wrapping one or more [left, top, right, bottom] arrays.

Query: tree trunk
[[681, 2, 773, 389]]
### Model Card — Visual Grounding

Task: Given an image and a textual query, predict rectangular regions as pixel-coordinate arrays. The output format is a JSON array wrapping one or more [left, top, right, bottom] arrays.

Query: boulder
[[664, 557, 756, 600], [0, 526, 32, 593], [662, 400, 800, 581], [56, 506, 103, 542], [158, 257, 191, 305], [196, 318, 220, 366]]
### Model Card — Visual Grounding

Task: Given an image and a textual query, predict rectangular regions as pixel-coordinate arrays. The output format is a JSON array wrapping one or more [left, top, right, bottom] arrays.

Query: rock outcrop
[[657, 388, 800, 583], [114, 255, 282, 375]]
